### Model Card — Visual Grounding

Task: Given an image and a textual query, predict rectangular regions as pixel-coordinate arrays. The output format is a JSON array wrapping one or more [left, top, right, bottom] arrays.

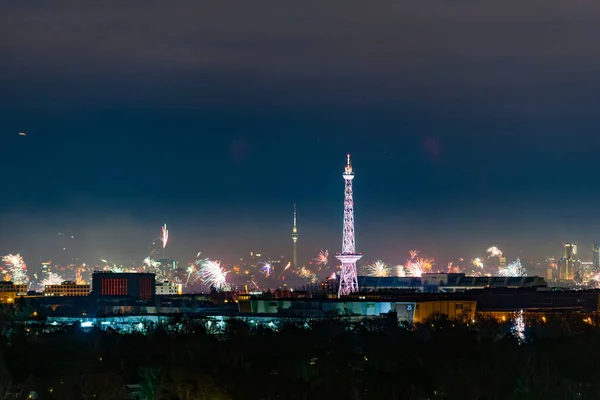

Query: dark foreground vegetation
[[1, 313, 600, 399]]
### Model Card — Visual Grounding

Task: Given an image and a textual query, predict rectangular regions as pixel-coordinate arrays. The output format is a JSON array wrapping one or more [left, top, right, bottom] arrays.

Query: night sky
[[2, 1, 600, 266]]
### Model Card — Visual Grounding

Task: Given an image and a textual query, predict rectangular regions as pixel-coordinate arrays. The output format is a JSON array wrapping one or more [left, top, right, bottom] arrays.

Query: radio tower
[[336, 154, 362, 297], [292, 204, 298, 269]]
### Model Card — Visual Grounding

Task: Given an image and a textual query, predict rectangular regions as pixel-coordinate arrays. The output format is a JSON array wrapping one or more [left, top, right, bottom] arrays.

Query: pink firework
[[161, 224, 169, 249]]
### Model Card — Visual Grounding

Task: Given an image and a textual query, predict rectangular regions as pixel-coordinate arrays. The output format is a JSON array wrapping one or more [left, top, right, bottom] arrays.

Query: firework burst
[[2, 254, 28, 285], [313, 250, 329, 267], [401, 250, 434, 277], [161, 224, 169, 249], [498, 258, 526, 277], [395, 265, 406, 277], [277, 261, 292, 280], [143, 257, 160, 268], [487, 246, 503, 258], [512, 310, 525, 344], [367, 260, 390, 277], [297, 266, 318, 283], [405, 262, 424, 277], [471, 258, 484, 269], [195, 259, 230, 291], [185, 264, 196, 285], [40, 272, 64, 288], [259, 261, 273, 277], [75, 267, 87, 285]]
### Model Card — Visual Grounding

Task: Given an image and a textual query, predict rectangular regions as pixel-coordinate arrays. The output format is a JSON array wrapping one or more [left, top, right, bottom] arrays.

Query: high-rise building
[[498, 257, 507, 270], [336, 154, 362, 297], [593, 245, 600, 271], [559, 243, 579, 281], [292, 204, 298, 269]]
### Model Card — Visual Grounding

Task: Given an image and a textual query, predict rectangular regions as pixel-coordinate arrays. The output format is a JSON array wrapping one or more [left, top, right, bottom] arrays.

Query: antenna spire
[[344, 153, 353, 175]]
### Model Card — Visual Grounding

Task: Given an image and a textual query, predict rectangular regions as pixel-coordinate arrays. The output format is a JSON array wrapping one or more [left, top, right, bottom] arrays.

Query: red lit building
[[92, 272, 155, 301]]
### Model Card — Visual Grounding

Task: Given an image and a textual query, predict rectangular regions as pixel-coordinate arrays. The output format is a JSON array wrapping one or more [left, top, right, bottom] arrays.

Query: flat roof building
[[92, 272, 155, 302], [44, 281, 90, 297], [238, 297, 476, 324], [356, 273, 547, 293]]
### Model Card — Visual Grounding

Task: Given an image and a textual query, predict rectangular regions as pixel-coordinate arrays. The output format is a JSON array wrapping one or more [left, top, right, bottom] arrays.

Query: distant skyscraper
[[498, 257, 507, 270], [292, 204, 298, 269], [559, 243, 578, 281], [336, 154, 362, 297], [593, 245, 600, 271]]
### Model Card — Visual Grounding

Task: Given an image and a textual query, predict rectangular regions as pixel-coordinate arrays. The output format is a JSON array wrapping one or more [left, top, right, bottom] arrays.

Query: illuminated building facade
[[336, 154, 362, 297], [92, 272, 155, 301], [0, 282, 17, 303], [594, 244, 600, 271], [498, 257, 507, 270], [44, 282, 90, 296], [156, 281, 183, 295], [239, 297, 476, 324]]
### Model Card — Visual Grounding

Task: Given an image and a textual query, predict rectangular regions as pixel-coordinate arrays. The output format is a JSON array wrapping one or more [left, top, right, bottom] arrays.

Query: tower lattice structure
[[336, 154, 362, 297], [292, 204, 298, 269]]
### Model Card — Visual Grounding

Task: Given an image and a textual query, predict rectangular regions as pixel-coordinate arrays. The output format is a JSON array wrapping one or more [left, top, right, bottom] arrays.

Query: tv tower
[[292, 204, 298, 269], [336, 154, 362, 297]]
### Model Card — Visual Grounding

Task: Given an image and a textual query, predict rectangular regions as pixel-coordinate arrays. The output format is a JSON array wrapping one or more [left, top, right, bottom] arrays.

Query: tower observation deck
[[336, 154, 362, 297]]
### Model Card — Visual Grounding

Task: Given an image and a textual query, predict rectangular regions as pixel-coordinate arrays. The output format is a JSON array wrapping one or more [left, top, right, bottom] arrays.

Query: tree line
[[0, 310, 599, 399]]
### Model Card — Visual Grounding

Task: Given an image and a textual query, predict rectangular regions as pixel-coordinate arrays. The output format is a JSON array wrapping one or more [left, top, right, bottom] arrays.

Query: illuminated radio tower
[[292, 204, 298, 269], [336, 154, 362, 297]]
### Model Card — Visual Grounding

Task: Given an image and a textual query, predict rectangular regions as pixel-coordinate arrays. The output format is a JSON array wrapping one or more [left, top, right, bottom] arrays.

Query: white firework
[[498, 258, 526, 277], [512, 310, 525, 344], [195, 259, 230, 291], [487, 246, 503, 258], [471, 258, 484, 269], [41, 272, 64, 288], [367, 260, 390, 277], [395, 265, 406, 277], [405, 262, 424, 277], [143, 257, 160, 268], [2, 254, 28, 284], [259, 261, 273, 277], [185, 264, 196, 285], [161, 224, 169, 249]]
